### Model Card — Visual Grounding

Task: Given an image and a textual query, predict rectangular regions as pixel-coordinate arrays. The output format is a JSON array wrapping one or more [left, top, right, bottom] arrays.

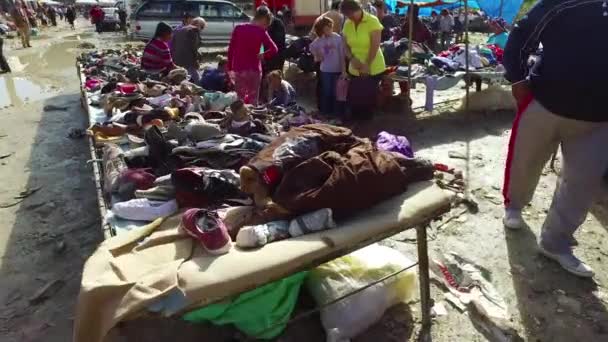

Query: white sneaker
[[538, 245, 595, 278], [503, 209, 525, 230]]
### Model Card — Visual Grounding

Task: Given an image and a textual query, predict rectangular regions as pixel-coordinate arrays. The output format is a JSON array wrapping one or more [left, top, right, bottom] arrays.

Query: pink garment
[[234, 70, 262, 105], [227, 23, 278, 73]]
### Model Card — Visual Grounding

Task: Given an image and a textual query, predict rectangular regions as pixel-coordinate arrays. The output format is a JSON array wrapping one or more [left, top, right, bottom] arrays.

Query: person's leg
[[18, 27, 27, 48], [234, 71, 248, 102], [24, 27, 31, 47], [319, 72, 332, 115], [315, 62, 322, 110], [538, 122, 608, 277], [502, 99, 560, 228], [327, 72, 340, 116], [0, 37, 10, 73], [249, 70, 262, 106]]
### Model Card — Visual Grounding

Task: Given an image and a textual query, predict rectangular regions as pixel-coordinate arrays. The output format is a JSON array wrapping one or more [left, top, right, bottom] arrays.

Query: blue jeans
[[320, 72, 345, 116]]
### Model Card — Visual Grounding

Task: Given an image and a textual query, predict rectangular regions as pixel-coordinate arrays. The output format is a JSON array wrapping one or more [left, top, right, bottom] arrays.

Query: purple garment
[[376, 131, 414, 158]]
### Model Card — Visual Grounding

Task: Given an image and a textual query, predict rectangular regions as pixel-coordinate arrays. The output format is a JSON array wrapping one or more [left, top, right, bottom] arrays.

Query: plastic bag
[[306, 244, 418, 342]]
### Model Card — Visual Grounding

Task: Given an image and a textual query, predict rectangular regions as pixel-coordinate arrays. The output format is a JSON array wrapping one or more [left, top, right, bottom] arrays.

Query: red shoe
[[181, 209, 232, 254]]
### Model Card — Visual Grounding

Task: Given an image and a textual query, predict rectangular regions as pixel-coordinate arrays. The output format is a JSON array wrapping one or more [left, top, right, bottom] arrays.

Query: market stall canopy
[[387, 0, 524, 23]]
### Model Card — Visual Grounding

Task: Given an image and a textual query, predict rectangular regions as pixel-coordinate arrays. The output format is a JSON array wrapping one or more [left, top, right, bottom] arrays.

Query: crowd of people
[[0, 0, 77, 74]]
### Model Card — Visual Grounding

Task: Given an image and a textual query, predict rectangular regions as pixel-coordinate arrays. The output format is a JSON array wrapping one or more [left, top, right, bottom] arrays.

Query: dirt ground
[[1, 22, 607, 342]]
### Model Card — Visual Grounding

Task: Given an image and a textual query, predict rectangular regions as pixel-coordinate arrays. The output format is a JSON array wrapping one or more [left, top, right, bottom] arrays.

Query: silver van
[[130, 0, 250, 44]]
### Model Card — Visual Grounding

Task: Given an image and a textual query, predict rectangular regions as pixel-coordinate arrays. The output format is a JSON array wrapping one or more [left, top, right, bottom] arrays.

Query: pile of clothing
[[432, 43, 505, 72], [81, 48, 434, 254]]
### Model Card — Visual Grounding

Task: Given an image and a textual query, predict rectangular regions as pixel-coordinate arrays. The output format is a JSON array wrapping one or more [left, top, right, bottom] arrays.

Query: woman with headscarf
[[340, 0, 386, 120]]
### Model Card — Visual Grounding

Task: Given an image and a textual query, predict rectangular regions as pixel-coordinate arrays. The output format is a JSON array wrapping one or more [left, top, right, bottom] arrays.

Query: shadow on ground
[[506, 224, 608, 341], [0, 93, 101, 342]]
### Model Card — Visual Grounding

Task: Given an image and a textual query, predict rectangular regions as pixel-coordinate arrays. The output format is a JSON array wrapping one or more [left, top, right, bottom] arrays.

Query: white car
[[130, 0, 250, 44], [102, 7, 120, 31]]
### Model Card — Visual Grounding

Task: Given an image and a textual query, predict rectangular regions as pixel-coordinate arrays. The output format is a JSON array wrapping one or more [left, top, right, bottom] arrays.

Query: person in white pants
[[502, 0, 608, 278]]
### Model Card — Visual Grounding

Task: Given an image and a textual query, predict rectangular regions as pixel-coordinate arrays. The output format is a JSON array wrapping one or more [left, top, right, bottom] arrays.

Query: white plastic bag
[[306, 244, 418, 342]]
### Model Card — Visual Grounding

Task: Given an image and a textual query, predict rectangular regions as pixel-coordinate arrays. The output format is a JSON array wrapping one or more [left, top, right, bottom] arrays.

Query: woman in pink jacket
[[227, 6, 278, 105]]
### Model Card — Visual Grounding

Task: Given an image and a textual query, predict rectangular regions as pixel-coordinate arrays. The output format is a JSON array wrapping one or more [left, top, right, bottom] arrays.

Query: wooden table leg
[[416, 224, 432, 338]]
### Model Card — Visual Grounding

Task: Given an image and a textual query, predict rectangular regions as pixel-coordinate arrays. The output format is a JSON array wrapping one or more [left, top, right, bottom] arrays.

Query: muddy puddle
[[0, 75, 58, 108], [0, 39, 84, 107], [18, 40, 79, 78]]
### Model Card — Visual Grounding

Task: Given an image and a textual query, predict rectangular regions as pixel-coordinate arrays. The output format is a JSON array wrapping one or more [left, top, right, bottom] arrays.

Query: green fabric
[[182, 271, 308, 339]]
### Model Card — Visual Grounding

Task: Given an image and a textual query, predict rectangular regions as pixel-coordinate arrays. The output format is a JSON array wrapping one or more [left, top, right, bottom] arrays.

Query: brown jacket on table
[[170, 25, 201, 70], [245, 124, 434, 219]]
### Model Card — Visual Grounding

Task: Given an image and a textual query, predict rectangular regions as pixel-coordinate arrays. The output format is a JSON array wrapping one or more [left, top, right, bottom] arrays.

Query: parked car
[[101, 7, 120, 31], [130, 0, 250, 44]]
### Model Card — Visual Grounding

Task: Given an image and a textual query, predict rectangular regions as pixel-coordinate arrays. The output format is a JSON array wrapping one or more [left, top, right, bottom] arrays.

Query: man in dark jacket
[[502, 0, 608, 278], [264, 14, 286, 74], [170, 17, 206, 83]]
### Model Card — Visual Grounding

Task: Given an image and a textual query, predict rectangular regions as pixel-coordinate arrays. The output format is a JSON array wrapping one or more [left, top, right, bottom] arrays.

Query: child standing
[[227, 6, 278, 105], [309, 17, 346, 117], [267, 70, 296, 107]]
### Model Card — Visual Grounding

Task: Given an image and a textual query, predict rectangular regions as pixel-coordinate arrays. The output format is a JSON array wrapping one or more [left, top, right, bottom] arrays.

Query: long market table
[[76, 63, 455, 341]]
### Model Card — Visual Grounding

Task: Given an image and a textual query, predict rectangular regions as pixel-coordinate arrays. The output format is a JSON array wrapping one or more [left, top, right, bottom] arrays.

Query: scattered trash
[[29, 279, 65, 305], [0, 152, 13, 159], [43, 104, 69, 112], [444, 292, 467, 312], [484, 193, 503, 205], [68, 128, 86, 139], [448, 150, 468, 160], [431, 252, 521, 341], [432, 302, 448, 317], [307, 244, 418, 342], [435, 207, 468, 230], [455, 215, 468, 223]]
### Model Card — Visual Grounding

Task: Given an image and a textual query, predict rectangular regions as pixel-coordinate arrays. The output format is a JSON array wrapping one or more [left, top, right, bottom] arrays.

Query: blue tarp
[[385, 0, 524, 23]]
